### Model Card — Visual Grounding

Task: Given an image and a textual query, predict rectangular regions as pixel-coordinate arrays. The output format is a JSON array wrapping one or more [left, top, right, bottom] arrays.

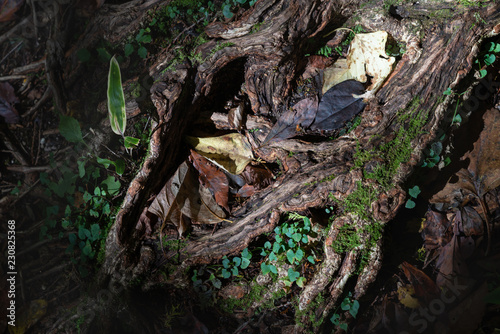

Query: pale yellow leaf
[[397, 285, 420, 309], [347, 31, 395, 92], [322, 59, 354, 94], [186, 133, 254, 174]]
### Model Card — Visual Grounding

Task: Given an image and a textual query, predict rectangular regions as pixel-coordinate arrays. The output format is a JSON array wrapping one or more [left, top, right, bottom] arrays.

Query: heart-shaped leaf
[[287, 268, 300, 282]]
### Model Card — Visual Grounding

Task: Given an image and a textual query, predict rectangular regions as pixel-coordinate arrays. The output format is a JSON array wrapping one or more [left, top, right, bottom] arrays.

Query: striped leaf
[[107, 56, 126, 136]]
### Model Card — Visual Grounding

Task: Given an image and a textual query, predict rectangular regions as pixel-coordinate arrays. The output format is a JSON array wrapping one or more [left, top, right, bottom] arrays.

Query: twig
[[0, 41, 23, 66], [6, 165, 51, 173], [0, 75, 27, 81], [0, 17, 30, 45], [23, 87, 52, 118], [12, 58, 46, 74], [28, 0, 39, 44]]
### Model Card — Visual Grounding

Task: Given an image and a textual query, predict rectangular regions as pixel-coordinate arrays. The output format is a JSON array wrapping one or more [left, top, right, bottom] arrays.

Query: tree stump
[[98, 0, 500, 332]]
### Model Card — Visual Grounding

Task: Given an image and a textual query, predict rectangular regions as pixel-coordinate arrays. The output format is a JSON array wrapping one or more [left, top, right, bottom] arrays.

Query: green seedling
[[107, 56, 139, 151], [330, 292, 360, 331], [125, 28, 152, 59], [222, 248, 252, 278], [260, 214, 318, 287], [405, 185, 421, 209]]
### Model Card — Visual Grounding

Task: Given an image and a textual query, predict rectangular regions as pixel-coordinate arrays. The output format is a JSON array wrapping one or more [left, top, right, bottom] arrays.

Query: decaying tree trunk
[[97, 0, 500, 332]]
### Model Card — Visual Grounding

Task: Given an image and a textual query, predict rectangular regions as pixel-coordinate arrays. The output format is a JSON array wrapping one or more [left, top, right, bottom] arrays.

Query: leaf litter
[[363, 109, 500, 332]]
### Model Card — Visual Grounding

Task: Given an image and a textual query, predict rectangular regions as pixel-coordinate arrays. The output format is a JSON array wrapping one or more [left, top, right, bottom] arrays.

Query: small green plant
[[107, 56, 140, 151], [443, 87, 466, 125], [421, 137, 450, 169], [405, 185, 421, 209], [330, 292, 360, 331], [476, 42, 500, 78], [260, 214, 318, 287], [124, 28, 152, 59], [163, 304, 183, 329], [317, 45, 333, 57], [221, 0, 257, 19], [250, 21, 264, 33], [221, 248, 252, 278]]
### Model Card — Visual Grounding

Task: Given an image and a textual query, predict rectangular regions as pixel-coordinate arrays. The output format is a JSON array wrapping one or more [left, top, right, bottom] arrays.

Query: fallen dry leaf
[[322, 59, 354, 94], [189, 149, 230, 212], [309, 80, 366, 132], [421, 209, 452, 252], [148, 161, 226, 236], [435, 235, 472, 288], [186, 133, 254, 174], [443, 282, 488, 334], [348, 31, 395, 92], [401, 261, 440, 303], [321, 31, 395, 93], [0, 0, 24, 22], [431, 108, 500, 204], [261, 97, 318, 146], [397, 284, 420, 309], [0, 82, 19, 123], [240, 165, 273, 190]]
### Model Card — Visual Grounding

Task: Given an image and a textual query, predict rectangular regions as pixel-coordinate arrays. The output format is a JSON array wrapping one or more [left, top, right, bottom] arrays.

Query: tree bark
[[97, 0, 500, 331]]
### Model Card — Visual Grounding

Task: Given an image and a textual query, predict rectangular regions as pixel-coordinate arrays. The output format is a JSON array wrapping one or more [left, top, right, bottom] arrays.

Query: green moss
[[218, 281, 285, 314], [250, 21, 264, 34], [295, 293, 327, 331]]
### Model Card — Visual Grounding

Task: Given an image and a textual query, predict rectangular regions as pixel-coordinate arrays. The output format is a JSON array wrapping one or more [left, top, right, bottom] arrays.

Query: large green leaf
[[107, 56, 126, 136], [59, 114, 83, 143]]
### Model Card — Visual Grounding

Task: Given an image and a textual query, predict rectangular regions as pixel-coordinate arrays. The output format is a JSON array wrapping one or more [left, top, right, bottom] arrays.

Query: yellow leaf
[[397, 285, 420, 309], [347, 31, 395, 92], [322, 59, 354, 94], [322, 31, 395, 94], [186, 133, 254, 175]]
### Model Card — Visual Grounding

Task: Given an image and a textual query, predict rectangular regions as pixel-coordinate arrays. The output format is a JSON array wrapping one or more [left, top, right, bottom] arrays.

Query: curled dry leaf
[[189, 149, 230, 212], [348, 31, 395, 92], [148, 161, 226, 236], [321, 31, 395, 93], [228, 102, 245, 131], [261, 97, 318, 146], [431, 108, 500, 204], [0, 82, 19, 123], [0, 0, 24, 22], [186, 133, 254, 174], [421, 209, 451, 252], [309, 80, 366, 132], [400, 261, 440, 303]]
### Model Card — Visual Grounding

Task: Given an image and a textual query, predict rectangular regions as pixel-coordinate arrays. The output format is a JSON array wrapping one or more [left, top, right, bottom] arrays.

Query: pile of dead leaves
[[362, 108, 500, 333]]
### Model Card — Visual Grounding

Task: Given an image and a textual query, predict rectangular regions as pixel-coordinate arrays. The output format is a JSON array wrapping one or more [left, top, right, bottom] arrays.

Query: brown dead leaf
[[240, 165, 273, 190], [189, 150, 230, 212], [421, 209, 452, 252], [457, 206, 483, 236], [431, 108, 500, 204], [401, 261, 440, 302], [443, 282, 488, 334], [148, 161, 226, 236], [237, 184, 255, 198], [435, 235, 472, 288], [0, 0, 24, 22], [261, 97, 318, 146], [0, 82, 19, 123], [186, 133, 254, 174]]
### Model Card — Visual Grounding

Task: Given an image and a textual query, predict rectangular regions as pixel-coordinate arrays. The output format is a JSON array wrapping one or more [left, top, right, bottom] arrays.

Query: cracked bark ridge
[[98, 0, 500, 331]]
